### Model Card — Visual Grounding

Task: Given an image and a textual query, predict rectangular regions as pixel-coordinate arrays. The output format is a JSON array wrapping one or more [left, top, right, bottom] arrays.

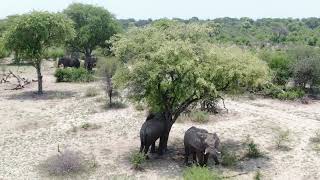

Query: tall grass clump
[[183, 166, 221, 180], [190, 111, 209, 123]]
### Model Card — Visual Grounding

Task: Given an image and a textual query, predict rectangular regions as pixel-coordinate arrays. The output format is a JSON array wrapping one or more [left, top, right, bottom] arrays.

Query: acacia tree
[[5, 11, 75, 94], [112, 21, 269, 150], [64, 3, 121, 70]]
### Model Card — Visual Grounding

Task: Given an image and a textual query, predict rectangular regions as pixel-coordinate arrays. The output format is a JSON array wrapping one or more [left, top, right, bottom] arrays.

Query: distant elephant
[[139, 112, 167, 157], [184, 126, 220, 166], [58, 57, 80, 68]]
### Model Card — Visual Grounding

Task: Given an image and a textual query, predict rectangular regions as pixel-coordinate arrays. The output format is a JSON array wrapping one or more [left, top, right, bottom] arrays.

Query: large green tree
[[112, 21, 269, 150], [64, 3, 121, 70], [5, 11, 75, 94]]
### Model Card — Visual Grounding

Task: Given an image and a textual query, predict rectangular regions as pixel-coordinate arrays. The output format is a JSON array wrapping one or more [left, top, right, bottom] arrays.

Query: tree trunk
[[159, 111, 174, 153], [35, 62, 43, 94], [84, 50, 93, 71]]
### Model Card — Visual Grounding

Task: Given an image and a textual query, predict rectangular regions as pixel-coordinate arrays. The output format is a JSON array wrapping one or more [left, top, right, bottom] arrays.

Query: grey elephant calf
[[139, 112, 166, 157], [184, 126, 220, 166]]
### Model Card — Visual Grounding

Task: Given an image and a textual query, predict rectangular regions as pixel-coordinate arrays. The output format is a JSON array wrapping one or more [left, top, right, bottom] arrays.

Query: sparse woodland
[[0, 3, 320, 180]]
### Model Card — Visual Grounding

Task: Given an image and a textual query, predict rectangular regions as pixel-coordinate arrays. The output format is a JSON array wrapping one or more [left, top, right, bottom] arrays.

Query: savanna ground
[[1, 61, 320, 180]]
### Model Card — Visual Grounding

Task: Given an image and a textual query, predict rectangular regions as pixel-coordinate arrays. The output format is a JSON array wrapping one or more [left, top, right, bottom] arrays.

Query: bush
[[245, 137, 262, 158], [40, 150, 86, 176], [130, 152, 146, 170], [183, 166, 221, 180], [275, 129, 291, 150], [190, 111, 209, 123], [310, 130, 320, 152], [254, 170, 263, 180], [276, 89, 305, 100], [55, 68, 94, 82], [262, 84, 305, 100], [85, 87, 99, 97], [259, 50, 292, 85], [220, 147, 238, 167]]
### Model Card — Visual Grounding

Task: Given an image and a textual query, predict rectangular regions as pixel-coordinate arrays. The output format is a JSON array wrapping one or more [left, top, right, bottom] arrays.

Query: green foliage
[[130, 152, 146, 170], [259, 50, 291, 85], [190, 111, 209, 123], [0, 38, 10, 58], [262, 84, 305, 100], [44, 47, 65, 60], [4, 11, 75, 93], [245, 138, 262, 158], [183, 166, 222, 180], [254, 170, 263, 180], [64, 3, 122, 57], [276, 89, 305, 100], [54, 68, 94, 82], [113, 21, 269, 116]]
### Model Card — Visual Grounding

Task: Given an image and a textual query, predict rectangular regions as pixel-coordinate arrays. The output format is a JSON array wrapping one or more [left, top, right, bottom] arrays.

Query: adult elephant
[[58, 57, 80, 68]]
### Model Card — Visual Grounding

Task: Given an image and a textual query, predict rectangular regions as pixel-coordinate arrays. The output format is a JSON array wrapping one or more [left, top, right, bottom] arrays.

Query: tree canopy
[[113, 21, 269, 120], [4, 11, 75, 93], [64, 3, 122, 58]]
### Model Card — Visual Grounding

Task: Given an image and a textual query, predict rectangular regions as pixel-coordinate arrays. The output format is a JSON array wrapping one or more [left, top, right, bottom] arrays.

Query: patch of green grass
[[134, 103, 145, 111], [275, 129, 291, 150], [310, 130, 320, 152], [80, 123, 101, 131], [106, 101, 127, 109], [254, 170, 263, 180], [183, 166, 221, 180]]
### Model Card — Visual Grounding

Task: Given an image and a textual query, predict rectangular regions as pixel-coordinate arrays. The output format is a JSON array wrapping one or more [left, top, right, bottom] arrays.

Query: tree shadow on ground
[[127, 138, 272, 178], [6, 90, 78, 100]]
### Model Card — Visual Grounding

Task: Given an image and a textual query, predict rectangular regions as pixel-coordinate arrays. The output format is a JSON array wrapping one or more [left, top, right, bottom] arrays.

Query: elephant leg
[[204, 154, 209, 167], [213, 154, 220, 165], [197, 152, 204, 167], [139, 142, 144, 153], [150, 141, 156, 153], [185, 147, 190, 166], [144, 144, 150, 159], [192, 152, 197, 164], [158, 136, 165, 155]]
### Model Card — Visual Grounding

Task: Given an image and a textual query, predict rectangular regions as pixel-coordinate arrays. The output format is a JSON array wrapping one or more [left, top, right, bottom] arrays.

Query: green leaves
[[64, 3, 122, 55], [113, 22, 269, 113], [4, 11, 75, 61]]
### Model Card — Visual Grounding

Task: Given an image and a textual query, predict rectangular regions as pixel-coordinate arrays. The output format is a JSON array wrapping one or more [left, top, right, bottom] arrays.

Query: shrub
[[275, 129, 291, 150], [0, 38, 10, 59], [55, 68, 94, 82], [183, 166, 222, 180], [190, 111, 209, 123], [40, 150, 86, 176], [130, 152, 146, 170], [276, 89, 305, 100], [262, 84, 305, 100], [254, 170, 263, 180], [80, 123, 101, 130], [85, 87, 99, 97], [245, 138, 262, 158], [310, 130, 320, 152], [220, 147, 238, 167]]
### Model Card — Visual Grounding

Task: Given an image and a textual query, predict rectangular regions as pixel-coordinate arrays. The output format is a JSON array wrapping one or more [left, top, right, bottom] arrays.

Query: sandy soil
[[1, 62, 320, 180]]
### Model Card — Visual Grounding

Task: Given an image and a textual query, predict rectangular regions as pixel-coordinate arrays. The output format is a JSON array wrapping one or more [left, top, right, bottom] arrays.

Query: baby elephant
[[184, 126, 220, 166], [140, 112, 166, 157]]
